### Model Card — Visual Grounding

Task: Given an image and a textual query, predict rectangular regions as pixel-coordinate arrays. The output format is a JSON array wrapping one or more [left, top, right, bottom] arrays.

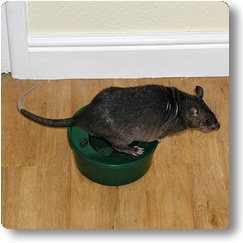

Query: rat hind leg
[[112, 144, 144, 156], [108, 140, 144, 156], [101, 134, 144, 156]]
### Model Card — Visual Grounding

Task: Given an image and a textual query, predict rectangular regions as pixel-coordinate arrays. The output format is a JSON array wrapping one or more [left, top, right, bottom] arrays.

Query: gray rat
[[18, 82, 220, 156]]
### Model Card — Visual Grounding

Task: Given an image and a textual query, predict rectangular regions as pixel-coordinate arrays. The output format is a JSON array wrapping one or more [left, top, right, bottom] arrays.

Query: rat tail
[[17, 82, 75, 127]]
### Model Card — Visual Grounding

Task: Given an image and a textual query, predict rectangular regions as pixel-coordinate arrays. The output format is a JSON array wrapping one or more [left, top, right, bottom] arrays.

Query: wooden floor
[[1, 73, 229, 229]]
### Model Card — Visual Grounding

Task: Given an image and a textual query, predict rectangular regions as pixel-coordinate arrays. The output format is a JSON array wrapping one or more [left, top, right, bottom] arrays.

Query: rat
[[18, 82, 220, 156]]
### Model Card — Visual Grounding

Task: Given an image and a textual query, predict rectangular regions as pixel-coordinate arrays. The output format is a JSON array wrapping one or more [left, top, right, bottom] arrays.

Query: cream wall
[[26, 1, 229, 35]]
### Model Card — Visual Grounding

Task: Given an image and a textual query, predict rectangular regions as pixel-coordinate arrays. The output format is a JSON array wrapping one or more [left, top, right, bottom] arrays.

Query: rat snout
[[214, 122, 220, 130]]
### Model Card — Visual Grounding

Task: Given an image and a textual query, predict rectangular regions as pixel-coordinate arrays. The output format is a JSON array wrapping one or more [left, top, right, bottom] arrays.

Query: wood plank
[[69, 160, 96, 229], [116, 179, 148, 229]]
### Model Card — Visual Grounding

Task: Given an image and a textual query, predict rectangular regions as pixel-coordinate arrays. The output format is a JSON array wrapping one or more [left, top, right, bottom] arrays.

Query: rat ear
[[190, 107, 198, 116], [195, 86, 204, 98]]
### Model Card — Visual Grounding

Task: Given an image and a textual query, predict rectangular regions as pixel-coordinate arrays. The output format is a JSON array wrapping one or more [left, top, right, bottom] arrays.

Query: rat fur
[[18, 82, 220, 156]]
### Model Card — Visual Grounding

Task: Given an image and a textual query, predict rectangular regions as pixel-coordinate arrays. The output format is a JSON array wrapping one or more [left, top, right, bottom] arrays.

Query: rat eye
[[205, 117, 211, 123]]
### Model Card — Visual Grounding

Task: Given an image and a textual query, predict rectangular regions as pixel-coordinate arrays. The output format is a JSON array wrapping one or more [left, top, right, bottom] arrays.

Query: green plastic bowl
[[68, 106, 158, 186]]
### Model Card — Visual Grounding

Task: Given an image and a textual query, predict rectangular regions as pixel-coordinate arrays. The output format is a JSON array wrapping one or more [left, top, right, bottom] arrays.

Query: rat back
[[74, 85, 185, 143]]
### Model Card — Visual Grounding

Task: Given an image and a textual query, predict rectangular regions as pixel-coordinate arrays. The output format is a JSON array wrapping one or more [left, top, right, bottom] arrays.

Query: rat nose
[[215, 122, 220, 130]]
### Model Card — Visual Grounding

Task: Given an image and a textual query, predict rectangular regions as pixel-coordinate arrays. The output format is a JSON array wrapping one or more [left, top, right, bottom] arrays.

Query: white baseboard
[[26, 32, 229, 79], [19, 32, 230, 79], [1, 59, 11, 73], [1, 3, 11, 74]]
